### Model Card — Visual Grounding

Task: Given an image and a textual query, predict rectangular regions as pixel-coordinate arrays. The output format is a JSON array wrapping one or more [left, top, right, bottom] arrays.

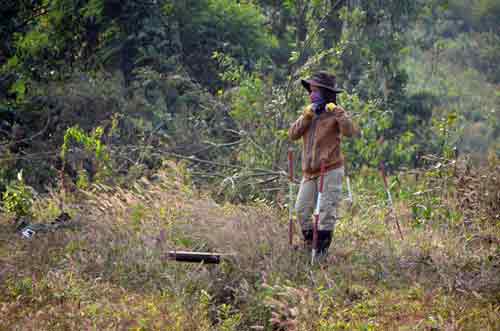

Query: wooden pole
[[288, 148, 295, 247]]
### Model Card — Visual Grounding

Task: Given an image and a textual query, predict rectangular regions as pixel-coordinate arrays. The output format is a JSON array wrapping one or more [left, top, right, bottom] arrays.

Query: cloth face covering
[[310, 90, 325, 114], [310, 91, 323, 104]]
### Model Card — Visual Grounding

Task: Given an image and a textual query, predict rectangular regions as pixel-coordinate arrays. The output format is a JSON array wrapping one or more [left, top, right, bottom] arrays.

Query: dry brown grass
[[454, 158, 500, 225], [1, 161, 499, 330]]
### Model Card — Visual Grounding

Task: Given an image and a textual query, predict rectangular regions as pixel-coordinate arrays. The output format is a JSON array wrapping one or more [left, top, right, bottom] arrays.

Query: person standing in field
[[289, 71, 358, 258]]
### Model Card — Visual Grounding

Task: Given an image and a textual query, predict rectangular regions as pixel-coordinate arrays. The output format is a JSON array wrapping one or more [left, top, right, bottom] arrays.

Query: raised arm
[[328, 104, 358, 137], [289, 105, 314, 141]]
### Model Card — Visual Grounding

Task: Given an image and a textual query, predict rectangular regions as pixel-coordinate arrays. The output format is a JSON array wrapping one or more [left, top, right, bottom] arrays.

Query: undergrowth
[[0, 159, 498, 330]]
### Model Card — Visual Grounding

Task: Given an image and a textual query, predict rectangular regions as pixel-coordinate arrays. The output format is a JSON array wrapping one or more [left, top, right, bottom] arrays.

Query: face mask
[[310, 90, 324, 104]]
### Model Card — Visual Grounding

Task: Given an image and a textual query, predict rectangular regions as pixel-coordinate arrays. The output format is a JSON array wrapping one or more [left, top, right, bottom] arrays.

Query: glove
[[325, 102, 337, 112], [326, 103, 344, 116], [302, 104, 314, 120]]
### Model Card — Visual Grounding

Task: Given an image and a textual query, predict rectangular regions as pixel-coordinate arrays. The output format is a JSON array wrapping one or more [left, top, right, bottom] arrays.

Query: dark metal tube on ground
[[166, 251, 226, 264]]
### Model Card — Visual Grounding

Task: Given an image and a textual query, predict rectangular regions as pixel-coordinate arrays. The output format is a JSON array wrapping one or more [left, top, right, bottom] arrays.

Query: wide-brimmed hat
[[301, 71, 344, 93]]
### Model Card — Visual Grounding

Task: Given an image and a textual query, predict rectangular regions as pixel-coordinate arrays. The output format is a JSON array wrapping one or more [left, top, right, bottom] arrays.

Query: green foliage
[[217, 303, 242, 331], [405, 2, 500, 158], [76, 169, 90, 190], [449, 32, 500, 84], [230, 76, 265, 125], [61, 126, 106, 161], [448, 0, 500, 33], [0, 0, 497, 201], [1, 3, 499, 330], [338, 91, 429, 170], [212, 51, 246, 85], [4, 1, 82, 69], [340, 94, 391, 168], [13, 29, 50, 58], [8, 78, 26, 103], [80, 0, 104, 21], [399, 166, 458, 228], [163, 0, 275, 87], [7, 277, 33, 299], [430, 110, 462, 159], [61, 125, 110, 183], [214, 51, 277, 173], [2, 171, 33, 218]]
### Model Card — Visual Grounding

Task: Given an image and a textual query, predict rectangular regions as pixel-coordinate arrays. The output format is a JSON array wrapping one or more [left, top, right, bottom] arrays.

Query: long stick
[[312, 162, 326, 264], [379, 162, 404, 240], [166, 251, 231, 264], [288, 148, 296, 247]]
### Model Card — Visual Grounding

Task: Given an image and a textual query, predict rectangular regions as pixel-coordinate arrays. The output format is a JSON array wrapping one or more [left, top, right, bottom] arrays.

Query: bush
[[2, 170, 33, 219]]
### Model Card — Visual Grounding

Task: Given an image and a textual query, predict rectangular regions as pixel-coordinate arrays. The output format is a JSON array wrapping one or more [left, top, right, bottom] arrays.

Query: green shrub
[[2, 170, 33, 218]]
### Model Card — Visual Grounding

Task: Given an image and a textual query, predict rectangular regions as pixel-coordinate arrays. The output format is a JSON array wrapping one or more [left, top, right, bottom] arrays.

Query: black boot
[[302, 230, 313, 250], [317, 230, 333, 257]]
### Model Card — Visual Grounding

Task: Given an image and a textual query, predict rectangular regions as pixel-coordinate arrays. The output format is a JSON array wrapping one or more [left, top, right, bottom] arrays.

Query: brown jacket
[[289, 105, 357, 179]]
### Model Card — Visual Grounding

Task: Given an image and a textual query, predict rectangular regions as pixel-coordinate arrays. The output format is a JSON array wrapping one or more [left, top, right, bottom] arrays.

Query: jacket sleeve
[[288, 114, 313, 141], [335, 107, 358, 137]]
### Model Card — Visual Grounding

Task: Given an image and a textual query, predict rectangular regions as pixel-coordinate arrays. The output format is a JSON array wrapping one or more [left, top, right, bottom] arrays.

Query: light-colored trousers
[[295, 167, 344, 232]]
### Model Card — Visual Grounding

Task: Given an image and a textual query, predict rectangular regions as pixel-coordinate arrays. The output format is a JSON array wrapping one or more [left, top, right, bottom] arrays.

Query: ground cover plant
[[1, 157, 498, 330]]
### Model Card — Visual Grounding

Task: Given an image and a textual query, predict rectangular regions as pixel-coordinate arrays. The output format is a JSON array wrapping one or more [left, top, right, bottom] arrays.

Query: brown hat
[[301, 71, 344, 93]]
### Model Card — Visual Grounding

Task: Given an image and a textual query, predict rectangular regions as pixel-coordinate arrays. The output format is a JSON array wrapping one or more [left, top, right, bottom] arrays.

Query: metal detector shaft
[[312, 163, 326, 264], [346, 175, 353, 205], [379, 162, 404, 240]]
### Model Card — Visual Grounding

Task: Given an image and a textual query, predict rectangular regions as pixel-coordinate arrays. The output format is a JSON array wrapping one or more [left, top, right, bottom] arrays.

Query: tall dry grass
[[1, 160, 499, 330]]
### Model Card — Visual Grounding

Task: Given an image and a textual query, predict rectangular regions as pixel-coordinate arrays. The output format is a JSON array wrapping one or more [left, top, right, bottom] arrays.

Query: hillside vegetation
[[1, 159, 499, 330], [1, 1, 499, 330]]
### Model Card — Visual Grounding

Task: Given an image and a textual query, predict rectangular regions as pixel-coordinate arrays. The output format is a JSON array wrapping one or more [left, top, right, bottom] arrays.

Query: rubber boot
[[302, 230, 313, 251], [317, 230, 333, 258]]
